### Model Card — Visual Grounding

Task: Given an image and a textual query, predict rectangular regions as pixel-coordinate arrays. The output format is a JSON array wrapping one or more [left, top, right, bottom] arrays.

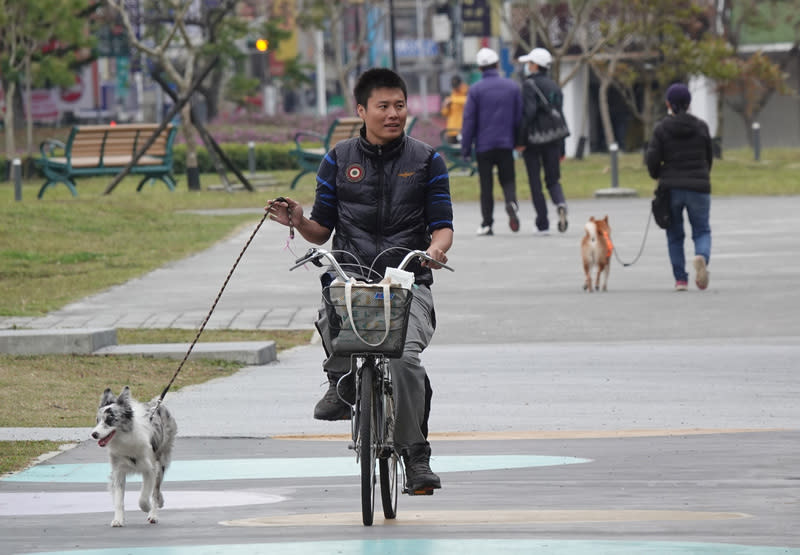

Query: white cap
[[476, 47, 499, 67], [518, 47, 552, 68]]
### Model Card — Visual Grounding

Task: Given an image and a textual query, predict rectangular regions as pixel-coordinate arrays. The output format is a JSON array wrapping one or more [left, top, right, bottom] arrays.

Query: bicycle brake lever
[[292, 248, 325, 270], [295, 248, 317, 265]]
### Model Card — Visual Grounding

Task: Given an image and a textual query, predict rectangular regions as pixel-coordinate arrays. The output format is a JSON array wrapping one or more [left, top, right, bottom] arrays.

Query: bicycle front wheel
[[379, 454, 398, 519], [379, 376, 398, 519], [359, 360, 377, 526]]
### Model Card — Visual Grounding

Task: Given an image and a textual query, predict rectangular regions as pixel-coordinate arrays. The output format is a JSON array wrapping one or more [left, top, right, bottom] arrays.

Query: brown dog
[[581, 215, 613, 292]]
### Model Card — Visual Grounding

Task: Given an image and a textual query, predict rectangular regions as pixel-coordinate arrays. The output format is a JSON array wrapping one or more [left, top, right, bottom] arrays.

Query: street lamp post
[[388, 0, 397, 71]]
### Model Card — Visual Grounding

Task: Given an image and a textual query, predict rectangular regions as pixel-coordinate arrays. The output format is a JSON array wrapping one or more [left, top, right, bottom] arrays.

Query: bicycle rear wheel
[[359, 360, 377, 526]]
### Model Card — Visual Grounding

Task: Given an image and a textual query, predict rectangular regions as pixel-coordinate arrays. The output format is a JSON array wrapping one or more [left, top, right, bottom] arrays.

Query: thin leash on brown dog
[[613, 210, 654, 267], [149, 198, 294, 418]]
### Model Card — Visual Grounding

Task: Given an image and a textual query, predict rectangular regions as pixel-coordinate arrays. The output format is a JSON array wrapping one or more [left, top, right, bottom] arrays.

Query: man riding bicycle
[[266, 68, 454, 493]]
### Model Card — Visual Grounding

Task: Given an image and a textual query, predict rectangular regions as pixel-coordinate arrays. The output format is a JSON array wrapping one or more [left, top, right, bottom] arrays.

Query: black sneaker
[[402, 443, 441, 493], [313, 373, 354, 421], [506, 201, 520, 232], [557, 204, 568, 233]]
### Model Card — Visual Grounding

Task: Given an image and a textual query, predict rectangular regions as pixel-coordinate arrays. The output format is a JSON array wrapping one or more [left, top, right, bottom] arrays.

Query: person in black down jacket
[[646, 83, 712, 292], [516, 47, 569, 235], [266, 68, 454, 494]]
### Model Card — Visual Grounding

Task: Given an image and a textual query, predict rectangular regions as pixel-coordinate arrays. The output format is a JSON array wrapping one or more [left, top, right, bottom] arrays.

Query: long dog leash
[[150, 199, 294, 417], [613, 210, 654, 267]]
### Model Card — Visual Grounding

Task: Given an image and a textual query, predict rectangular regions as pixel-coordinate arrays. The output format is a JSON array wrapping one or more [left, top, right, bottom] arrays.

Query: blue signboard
[[395, 39, 439, 58]]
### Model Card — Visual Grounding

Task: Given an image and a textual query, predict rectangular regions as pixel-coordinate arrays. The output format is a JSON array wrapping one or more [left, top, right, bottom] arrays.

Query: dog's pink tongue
[[98, 430, 116, 447]]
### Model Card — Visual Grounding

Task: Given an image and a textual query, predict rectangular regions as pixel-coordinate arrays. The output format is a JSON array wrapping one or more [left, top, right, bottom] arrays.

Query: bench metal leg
[[289, 169, 312, 190], [37, 178, 78, 199], [163, 174, 176, 191], [136, 175, 176, 192], [447, 161, 477, 176]]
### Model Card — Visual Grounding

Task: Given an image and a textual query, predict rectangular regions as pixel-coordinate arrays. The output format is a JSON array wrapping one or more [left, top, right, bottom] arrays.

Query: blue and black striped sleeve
[[426, 151, 454, 232], [309, 148, 338, 230]]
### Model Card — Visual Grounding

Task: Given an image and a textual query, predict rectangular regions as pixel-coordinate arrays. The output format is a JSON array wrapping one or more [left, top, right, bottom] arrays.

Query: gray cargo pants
[[316, 283, 436, 450]]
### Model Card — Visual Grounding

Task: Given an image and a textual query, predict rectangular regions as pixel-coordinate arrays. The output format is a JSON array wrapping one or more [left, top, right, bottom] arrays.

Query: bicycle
[[291, 246, 454, 526]]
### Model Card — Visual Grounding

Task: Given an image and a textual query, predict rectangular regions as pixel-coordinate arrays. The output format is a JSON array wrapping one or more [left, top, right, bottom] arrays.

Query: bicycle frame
[[344, 352, 398, 525], [290, 247, 452, 526]]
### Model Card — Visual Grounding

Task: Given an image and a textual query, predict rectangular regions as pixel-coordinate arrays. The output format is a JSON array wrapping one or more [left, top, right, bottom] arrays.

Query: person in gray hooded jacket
[[266, 68, 454, 494]]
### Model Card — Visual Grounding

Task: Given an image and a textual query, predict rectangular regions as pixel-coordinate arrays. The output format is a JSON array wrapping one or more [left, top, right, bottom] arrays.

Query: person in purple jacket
[[460, 47, 523, 236]]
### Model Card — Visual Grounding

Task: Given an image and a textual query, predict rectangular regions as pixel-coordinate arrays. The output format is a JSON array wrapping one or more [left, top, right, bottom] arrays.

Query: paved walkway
[[2, 197, 799, 553], [2, 196, 799, 343]]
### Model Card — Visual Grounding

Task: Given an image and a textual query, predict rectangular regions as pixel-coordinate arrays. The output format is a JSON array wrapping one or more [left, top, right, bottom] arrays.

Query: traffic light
[[247, 38, 269, 52]]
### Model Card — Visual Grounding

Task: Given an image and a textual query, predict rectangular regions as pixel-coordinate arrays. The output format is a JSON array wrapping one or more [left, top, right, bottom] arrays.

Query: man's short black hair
[[353, 68, 408, 108]]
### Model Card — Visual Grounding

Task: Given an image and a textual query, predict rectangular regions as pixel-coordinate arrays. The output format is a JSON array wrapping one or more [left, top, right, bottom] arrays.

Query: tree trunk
[[181, 103, 201, 190], [4, 81, 17, 161], [25, 55, 34, 157], [598, 77, 616, 150], [642, 76, 655, 143], [206, 65, 223, 121]]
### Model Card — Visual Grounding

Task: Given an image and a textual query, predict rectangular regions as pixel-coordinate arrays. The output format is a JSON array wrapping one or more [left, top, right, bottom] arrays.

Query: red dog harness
[[598, 230, 614, 261]]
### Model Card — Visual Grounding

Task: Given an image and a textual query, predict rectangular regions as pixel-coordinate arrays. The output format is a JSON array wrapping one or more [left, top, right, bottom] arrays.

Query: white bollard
[[248, 141, 255, 176], [13, 158, 22, 201], [752, 122, 761, 162]]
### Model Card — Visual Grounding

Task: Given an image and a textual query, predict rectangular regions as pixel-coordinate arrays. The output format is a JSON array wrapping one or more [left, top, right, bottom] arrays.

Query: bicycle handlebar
[[396, 250, 454, 273], [290, 247, 454, 281]]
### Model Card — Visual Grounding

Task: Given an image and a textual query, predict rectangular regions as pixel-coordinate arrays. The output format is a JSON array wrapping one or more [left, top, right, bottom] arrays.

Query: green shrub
[[172, 142, 297, 174]]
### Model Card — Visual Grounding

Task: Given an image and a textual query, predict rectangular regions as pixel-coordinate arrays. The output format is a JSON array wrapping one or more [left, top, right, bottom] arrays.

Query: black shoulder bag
[[527, 80, 570, 145], [651, 186, 671, 229]]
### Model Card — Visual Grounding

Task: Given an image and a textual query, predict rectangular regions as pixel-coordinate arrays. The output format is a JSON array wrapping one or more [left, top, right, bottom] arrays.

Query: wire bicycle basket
[[322, 281, 413, 358]]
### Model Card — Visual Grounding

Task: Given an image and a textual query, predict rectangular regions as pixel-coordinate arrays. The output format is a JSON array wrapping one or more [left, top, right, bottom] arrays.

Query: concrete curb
[[0, 328, 277, 366], [0, 328, 117, 355], [94, 341, 277, 366]]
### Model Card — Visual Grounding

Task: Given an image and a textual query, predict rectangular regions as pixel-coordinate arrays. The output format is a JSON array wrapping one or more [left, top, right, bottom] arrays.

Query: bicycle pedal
[[405, 487, 435, 496]]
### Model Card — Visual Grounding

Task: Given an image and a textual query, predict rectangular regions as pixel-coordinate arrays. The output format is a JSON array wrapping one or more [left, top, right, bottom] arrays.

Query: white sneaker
[[533, 228, 550, 237], [476, 225, 493, 236]]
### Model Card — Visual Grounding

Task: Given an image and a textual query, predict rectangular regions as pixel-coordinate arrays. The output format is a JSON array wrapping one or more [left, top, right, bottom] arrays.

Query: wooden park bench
[[35, 123, 178, 198], [289, 115, 417, 189]]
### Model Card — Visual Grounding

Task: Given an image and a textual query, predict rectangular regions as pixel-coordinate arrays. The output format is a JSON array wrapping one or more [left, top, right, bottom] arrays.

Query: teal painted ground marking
[[27, 539, 800, 555], [4, 455, 589, 483], [0, 490, 285, 517]]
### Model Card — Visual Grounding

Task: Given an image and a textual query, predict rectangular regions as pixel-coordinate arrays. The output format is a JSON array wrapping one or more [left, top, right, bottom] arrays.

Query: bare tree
[[587, 0, 734, 145], [496, 0, 607, 86], [714, 0, 799, 144], [104, 0, 246, 189], [297, 0, 385, 114]]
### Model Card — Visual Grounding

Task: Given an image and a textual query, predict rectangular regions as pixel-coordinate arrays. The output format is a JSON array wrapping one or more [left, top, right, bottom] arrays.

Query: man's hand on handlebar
[[421, 247, 448, 270]]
